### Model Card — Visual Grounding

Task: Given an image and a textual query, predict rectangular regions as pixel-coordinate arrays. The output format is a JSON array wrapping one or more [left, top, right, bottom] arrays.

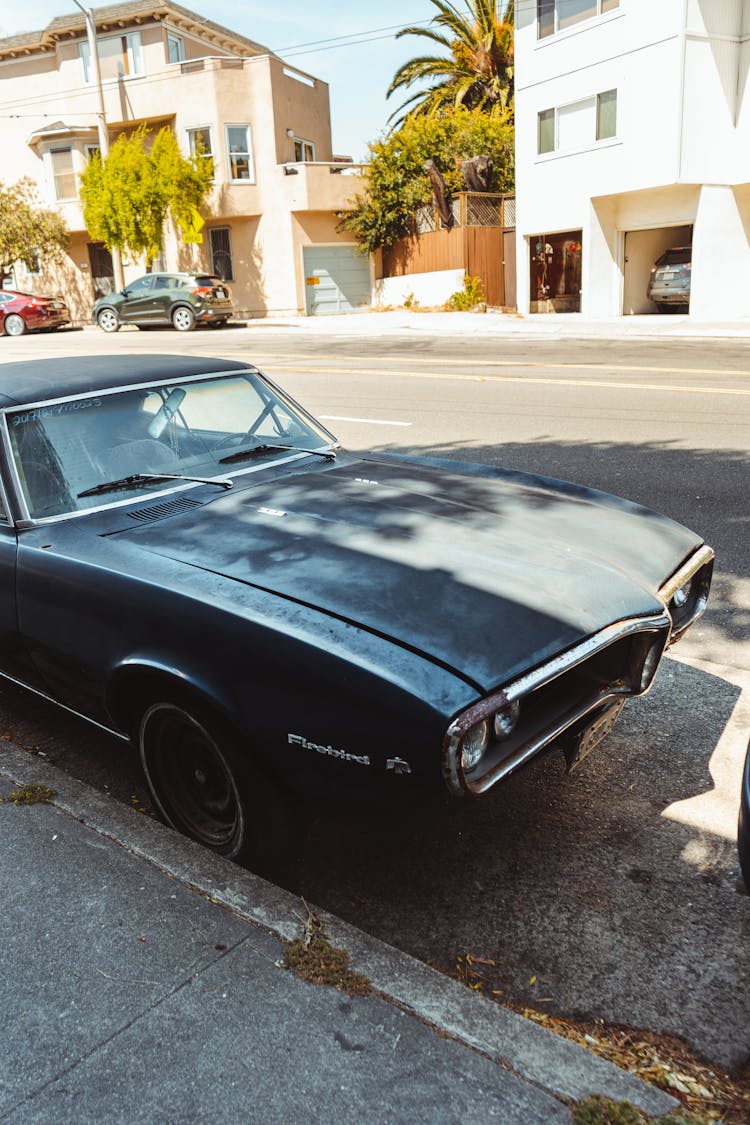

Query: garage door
[[303, 245, 371, 315]]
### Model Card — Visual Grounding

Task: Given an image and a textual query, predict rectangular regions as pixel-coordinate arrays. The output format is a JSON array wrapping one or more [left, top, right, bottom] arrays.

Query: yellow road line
[[263, 364, 750, 398]]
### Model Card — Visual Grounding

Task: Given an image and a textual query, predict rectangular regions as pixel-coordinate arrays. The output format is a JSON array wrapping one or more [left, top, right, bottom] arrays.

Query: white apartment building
[[514, 0, 750, 319]]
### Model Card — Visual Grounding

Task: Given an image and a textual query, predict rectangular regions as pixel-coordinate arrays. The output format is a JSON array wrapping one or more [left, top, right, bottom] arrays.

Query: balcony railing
[[281, 161, 367, 177]]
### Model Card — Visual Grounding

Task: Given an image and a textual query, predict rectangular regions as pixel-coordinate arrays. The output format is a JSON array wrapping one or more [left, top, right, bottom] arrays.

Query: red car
[[0, 289, 70, 336]]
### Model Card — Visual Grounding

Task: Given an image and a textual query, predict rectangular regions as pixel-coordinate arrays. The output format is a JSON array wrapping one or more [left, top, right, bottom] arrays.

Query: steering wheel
[[214, 432, 252, 450]]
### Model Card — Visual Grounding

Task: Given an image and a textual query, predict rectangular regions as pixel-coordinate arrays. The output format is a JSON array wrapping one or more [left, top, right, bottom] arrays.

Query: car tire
[[97, 308, 120, 333], [171, 306, 196, 332], [4, 313, 27, 337], [739, 741, 750, 889], [139, 700, 290, 868]]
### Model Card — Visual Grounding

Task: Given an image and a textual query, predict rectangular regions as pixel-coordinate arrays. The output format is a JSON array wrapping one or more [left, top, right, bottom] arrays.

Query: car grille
[[444, 612, 672, 796]]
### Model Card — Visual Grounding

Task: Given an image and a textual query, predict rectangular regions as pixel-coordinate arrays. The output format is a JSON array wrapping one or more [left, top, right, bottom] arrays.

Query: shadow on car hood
[[125, 455, 701, 691]]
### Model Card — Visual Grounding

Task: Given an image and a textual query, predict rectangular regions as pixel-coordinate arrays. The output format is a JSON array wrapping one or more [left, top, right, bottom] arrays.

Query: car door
[[0, 292, 12, 333], [119, 274, 157, 324], [151, 275, 182, 323], [0, 483, 46, 689]]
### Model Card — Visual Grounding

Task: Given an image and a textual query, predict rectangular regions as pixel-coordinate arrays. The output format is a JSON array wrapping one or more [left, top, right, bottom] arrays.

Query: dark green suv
[[92, 273, 234, 332]]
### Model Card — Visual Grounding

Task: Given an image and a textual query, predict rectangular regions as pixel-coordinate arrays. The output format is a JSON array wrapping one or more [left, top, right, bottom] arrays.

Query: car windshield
[[6, 371, 335, 520], [656, 248, 691, 267]]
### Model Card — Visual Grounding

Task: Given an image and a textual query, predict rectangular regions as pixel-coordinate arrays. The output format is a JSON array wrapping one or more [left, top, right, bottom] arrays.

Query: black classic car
[[0, 356, 713, 866]]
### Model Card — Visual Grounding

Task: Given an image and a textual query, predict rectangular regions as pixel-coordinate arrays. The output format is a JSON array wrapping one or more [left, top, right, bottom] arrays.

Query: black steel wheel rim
[[146, 709, 241, 851]]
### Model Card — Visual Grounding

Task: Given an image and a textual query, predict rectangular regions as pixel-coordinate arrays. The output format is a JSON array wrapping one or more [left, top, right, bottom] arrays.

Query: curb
[[71, 312, 750, 341], [0, 743, 677, 1118]]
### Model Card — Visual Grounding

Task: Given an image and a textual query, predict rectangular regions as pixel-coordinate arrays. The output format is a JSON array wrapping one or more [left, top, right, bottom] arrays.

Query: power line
[[0, 19, 435, 115], [271, 21, 431, 55]]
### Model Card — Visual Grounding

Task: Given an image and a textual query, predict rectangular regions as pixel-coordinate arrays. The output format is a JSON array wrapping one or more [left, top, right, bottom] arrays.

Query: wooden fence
[[378, 193, 516, 309]]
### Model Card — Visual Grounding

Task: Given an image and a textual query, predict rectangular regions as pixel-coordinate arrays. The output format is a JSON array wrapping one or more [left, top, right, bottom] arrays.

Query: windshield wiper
[[78, 472, 233, 499], [219, 442, 336, 465]]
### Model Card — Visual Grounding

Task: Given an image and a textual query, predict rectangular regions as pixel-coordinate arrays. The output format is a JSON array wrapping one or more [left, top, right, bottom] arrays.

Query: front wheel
[[97, 308, 120, 333], [171, 306, 196, 332], [4, 313, 27, 337], [139, 701, 288, 867]]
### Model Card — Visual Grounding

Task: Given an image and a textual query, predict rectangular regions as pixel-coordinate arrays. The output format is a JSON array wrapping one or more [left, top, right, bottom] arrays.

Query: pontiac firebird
[[0, 355, 713, 865]]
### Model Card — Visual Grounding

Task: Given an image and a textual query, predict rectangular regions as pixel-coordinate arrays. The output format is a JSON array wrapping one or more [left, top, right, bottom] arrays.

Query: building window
[[84, 144, 100, 162], [50, 148, 76, 200], [167, 33, 185, 64], [538, 0, 619, 39], [187, 127, 213, 173], [226, 125, 255, 182], [17, 252, 41, 278], [596, 89, 617, 139], [209, 228, 233, 281], [537, 90, 617, 154], [293, 138, 315, 162], [79, 31, 143, 82], [538, 109, 555, 155]]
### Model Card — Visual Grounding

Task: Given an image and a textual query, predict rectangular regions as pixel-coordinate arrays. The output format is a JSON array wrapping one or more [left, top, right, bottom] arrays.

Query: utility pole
[[72, 0, 125, 292]]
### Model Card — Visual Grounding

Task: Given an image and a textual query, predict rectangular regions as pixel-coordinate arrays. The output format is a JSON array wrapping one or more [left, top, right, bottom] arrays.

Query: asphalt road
[[1, 323, 748, 1070]]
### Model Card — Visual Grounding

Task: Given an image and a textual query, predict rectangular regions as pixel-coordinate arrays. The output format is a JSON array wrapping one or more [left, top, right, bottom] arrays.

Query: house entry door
[[87, 242, 115, 298]]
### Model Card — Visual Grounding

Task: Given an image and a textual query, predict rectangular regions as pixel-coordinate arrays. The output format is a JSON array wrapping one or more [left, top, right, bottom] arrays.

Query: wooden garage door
[[303, 246, 371, 315]]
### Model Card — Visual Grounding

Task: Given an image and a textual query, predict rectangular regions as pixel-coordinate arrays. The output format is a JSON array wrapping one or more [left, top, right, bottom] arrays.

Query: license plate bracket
[[562, 699, 625, 773]]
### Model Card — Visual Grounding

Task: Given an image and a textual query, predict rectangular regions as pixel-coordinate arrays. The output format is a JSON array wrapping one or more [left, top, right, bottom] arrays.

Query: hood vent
[[129, 497, 202, 523]]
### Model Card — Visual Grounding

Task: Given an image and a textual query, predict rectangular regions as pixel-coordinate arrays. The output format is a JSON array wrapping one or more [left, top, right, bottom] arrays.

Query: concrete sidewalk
[[232, 308, 750, 340], [0, 745, 677, 1124]]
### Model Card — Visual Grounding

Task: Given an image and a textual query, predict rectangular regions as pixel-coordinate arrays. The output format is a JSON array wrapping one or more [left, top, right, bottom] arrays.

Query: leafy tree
[[0, 178, 68, 284], [340, 110, 514, 253], [80, 126, 213, 268], [388, 0, 514, 126]]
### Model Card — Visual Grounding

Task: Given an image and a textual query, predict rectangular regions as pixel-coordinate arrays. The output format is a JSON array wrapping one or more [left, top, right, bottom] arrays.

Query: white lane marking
[[319, 414, 413, 426]]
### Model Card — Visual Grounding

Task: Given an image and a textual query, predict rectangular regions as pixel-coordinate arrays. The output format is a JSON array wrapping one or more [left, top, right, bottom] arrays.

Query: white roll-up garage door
[[303, 245, 371, 315]]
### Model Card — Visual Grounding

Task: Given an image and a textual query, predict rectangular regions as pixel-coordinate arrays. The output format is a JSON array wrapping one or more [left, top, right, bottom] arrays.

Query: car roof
[[146, 272, 218, 278], [0, 354, 255, 408]]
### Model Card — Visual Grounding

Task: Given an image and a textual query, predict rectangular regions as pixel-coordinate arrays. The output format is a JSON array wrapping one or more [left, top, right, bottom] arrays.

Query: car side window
[[153, 276, 172, 290], [127, 276, 154, 294], [0, 294, 12, 304]]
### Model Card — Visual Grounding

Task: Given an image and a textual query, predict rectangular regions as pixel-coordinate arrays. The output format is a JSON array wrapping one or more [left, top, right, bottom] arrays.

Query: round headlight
[[493, 700, 521, 740], [461, 720, 490, 772], [673, 585, 689, 608]]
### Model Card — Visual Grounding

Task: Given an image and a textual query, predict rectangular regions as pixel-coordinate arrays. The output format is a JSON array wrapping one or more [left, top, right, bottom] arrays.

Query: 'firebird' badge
[[288, 733, 370, 766]]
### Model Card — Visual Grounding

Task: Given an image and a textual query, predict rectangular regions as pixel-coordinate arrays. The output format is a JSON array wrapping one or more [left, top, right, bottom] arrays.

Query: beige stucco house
[[0, 0, 371, 320]]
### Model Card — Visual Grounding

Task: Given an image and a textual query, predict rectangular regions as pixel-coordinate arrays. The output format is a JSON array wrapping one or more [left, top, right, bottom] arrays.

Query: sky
[[1, 1, 442, 161]]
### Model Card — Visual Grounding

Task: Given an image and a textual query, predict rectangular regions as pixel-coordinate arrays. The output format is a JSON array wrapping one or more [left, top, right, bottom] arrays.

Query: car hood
[[121, 455, 701, 692]]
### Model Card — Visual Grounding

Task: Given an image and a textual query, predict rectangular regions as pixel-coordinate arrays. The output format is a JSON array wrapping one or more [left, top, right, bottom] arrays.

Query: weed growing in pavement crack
[[284, 901, 371, 996], [1, 783, 56, 805]]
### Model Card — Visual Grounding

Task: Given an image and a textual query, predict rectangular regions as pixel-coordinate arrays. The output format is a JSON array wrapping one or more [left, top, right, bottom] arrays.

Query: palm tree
[[387, 0, 514, 127]]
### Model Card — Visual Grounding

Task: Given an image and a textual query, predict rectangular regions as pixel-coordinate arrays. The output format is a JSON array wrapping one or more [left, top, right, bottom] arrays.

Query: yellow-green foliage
[[80, 126, 213, 264], [446, 275, 485, 310]]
